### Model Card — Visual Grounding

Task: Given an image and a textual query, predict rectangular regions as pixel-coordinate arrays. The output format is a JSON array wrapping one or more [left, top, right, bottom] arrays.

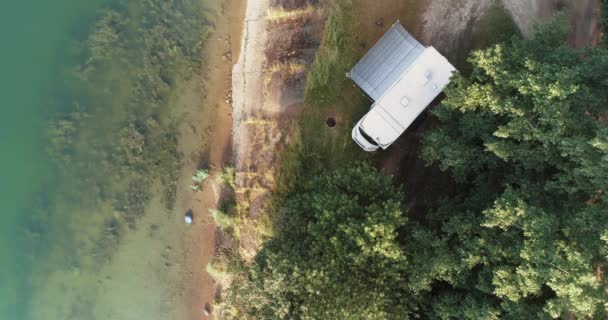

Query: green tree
[[223, 164, 414, 320], [422, 17, 608, 319]]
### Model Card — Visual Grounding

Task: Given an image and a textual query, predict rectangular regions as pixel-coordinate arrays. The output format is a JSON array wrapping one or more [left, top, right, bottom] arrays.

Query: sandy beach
[[174, 0, 246, 318]]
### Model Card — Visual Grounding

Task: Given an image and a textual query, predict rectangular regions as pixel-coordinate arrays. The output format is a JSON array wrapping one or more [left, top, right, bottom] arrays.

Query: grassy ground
[[274, 0, 370, 197]]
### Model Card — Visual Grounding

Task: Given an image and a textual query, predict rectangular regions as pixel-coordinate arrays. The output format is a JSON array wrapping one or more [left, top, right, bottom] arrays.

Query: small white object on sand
[[184, 210, 194, 224]]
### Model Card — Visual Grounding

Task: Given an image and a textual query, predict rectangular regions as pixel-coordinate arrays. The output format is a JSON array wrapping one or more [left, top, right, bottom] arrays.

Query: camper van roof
[[348, 22, 425, 101]]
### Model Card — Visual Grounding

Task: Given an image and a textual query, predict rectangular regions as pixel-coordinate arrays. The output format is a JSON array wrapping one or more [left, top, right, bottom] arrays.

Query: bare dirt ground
[[419, 0, 496, 51], [232, 0, 324, 257], [568, 0, 602, 47], [503, 0, 601, 46], [502, 0, 562, 35]]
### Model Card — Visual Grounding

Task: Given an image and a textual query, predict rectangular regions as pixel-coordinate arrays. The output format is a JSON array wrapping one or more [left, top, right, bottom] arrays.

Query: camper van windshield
[[359, 127, 378, 146]]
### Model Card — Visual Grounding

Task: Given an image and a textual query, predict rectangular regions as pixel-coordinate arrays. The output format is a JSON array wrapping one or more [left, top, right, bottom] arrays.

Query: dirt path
[[232, 0, 324, 257], [231, 0, 271, 259]]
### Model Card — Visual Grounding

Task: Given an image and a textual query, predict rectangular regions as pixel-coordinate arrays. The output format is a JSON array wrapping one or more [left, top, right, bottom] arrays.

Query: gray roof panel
[[349, 22, 424, 101]]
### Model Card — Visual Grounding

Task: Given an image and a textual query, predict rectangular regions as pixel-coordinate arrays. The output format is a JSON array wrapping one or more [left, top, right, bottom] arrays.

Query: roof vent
[[400, 97, 410, 107], [421, 71, 432, 85]]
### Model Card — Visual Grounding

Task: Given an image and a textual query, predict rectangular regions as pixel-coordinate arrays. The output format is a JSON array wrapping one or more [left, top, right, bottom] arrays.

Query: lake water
[[1, 2, 105, 318], [0, 1, 214, 319]]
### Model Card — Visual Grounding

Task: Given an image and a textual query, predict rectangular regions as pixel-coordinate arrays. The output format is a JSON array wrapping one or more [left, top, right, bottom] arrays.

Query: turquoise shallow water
[[0, 1, 103, 318]]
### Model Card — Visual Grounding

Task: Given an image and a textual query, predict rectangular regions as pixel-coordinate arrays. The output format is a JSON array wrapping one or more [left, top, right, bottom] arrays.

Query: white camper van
[[349, 22, 456, 151]]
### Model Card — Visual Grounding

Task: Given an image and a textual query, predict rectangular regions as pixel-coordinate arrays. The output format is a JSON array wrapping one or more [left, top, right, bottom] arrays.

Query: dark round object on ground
[[203, 303, 212, 316], [326, 117, 337, 128]]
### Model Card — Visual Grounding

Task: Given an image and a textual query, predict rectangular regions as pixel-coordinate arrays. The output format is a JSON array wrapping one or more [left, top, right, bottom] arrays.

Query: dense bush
[[222, 164, 412, 320]]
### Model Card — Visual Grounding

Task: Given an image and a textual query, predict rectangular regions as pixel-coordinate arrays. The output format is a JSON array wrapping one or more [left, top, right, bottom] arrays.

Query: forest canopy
[[420, 16, 608, 319], [222, 17, 608, 320]]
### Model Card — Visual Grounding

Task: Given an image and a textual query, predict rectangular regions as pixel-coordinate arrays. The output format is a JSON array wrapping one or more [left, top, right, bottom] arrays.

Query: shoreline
[[175, 0, 247, 319]]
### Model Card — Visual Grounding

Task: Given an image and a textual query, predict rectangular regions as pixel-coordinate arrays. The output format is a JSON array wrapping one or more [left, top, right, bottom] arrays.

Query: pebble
[[203, 303, 212, 317], [184, 209, 194, 224], [222, 52, 232, 62]]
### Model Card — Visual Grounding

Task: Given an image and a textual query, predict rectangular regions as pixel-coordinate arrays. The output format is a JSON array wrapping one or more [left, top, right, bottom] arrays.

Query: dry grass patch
[[264, 62, 306, 96], [206, 258, 231, 282], [267, 62, 306, 74], [266, 5, 317, 22], [242, 117, 272, 125]]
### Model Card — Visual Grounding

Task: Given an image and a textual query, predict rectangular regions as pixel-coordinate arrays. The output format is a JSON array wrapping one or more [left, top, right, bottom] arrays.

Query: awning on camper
[[348, 22, 424, 101]]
